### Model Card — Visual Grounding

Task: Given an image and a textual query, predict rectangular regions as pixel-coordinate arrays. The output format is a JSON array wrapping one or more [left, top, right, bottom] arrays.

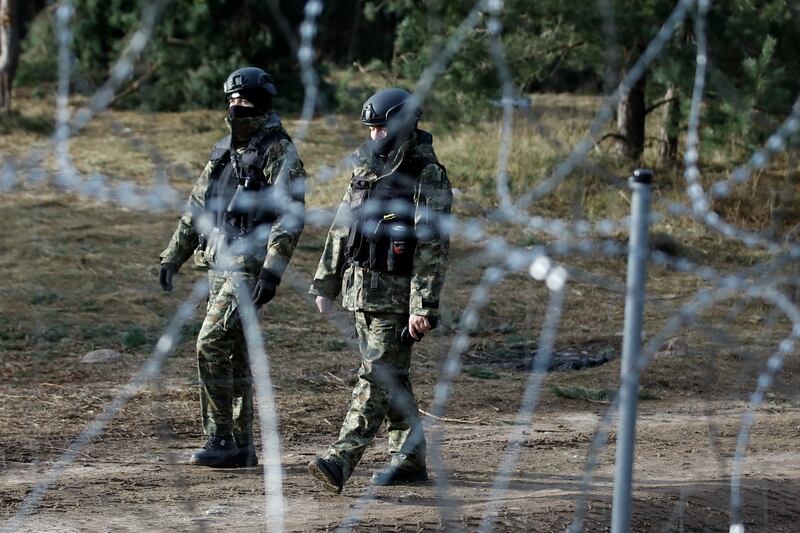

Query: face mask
[[227, 105, 263, 119], [226, 106, 266, 142]]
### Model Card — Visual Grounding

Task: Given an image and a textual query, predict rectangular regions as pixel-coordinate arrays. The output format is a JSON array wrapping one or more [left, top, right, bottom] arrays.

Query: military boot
[[190, 436, 239, 467], [371, 464, 428, 486], [308, 457, 344, 494], [230, 444, 258, 467]]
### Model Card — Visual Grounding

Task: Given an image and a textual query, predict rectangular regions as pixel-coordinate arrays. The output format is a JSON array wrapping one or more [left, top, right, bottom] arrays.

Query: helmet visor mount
[[361, 102, 385, 126]]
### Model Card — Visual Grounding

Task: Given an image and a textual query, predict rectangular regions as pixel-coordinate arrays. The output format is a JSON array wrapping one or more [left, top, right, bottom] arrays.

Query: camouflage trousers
[[324, 311, 426, 482], [196, 270, 256, 445]]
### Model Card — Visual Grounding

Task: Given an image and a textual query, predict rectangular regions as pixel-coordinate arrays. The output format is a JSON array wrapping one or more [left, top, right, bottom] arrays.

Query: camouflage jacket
[[309, 129, 452, 316], [160, 113, 306, 279]]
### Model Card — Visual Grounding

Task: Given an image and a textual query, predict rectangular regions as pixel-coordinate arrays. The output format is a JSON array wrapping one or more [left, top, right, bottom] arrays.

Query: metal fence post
[[611, 168, 653, 532]]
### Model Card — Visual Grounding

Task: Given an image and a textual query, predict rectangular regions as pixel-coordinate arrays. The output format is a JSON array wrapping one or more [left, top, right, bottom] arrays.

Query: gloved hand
[[159, 263, 178, 292], [251, 269, 279, 306]]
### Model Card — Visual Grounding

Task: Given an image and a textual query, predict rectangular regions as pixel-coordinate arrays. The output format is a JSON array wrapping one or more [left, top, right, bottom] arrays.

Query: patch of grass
[[464, 368, 501, 380], [549, 384, 656, 401], [0, 327, 29, 341], [14, 368, 34, 380], [81, 298, 104, 312], [180, 112, 220, 134], [504, 333, 533, 346], [322, 339, 347, 352], [495, 322, 516, 334], [549, 385, 615, 401], [29, 291, 61, 305], [180, 321, 203, 338], [0, 110, 54, 135], [638, 389, 658, 401], [42, 325, 68, 342], [493, 345, 519, 360], [79, 322, 118, 340], [121, 326, 150, 349], [518, 233, 540, 247]]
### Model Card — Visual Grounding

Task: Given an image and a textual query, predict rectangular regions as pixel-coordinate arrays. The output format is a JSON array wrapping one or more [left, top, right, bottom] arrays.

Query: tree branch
[[106, 63, 157, 107], [645, 96, 679, 116]]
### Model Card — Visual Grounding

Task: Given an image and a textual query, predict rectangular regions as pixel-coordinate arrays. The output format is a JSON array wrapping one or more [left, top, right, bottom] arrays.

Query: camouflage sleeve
[[159, 162, 211, 266], [410, 163, 453, 316], [308, 188, 352, 300], [261, 139, 306, 281]]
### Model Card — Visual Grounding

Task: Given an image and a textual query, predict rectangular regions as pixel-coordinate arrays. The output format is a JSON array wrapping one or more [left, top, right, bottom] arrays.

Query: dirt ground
[[2, 189, 800, 533], [2, 93, 800, 531]]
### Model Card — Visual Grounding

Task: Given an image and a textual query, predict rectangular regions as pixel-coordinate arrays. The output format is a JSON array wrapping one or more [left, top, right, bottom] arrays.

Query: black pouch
[[345, 182, 371, 263], [386, 220, 416, 275], [367, 218, 388, 272]]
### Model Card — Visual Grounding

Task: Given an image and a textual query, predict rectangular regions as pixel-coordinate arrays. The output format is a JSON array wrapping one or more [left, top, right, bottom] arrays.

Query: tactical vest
[[345, 134, 441, 276], [203, 127, 290, 240]]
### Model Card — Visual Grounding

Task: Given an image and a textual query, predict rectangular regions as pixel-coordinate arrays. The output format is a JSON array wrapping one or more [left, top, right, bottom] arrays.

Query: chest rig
[[203, 127, 290, 239], [345, 143, 436, 276]]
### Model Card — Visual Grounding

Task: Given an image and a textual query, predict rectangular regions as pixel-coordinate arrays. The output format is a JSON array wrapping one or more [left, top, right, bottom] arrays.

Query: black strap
[[239, 128, 291, 179], [208, 135, 232, 164]]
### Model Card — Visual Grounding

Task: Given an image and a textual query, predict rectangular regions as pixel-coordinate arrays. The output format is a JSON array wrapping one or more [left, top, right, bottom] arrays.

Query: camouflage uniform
[[161, 113, 305, 446], [309, 129, 451, 482]]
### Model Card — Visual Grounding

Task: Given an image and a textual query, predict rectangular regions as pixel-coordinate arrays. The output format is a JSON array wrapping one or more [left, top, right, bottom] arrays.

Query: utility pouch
[[386, 219, 415, 275], [345, 179, 371, 263]]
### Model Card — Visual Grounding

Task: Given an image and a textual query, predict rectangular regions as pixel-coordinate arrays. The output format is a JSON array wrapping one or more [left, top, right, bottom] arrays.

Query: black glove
[[159, 262, 178, 292], [251, 269, 279, 306]]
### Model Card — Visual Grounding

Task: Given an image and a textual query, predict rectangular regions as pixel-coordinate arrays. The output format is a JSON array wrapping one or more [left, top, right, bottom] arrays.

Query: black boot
[[231, 444, 258, 467], [190, 436, 239, 467], [308, 457, 344, 494], [372, 464, 428, 486]]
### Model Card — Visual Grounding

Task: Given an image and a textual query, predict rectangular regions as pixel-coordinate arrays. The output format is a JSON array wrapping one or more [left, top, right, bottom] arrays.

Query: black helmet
[[361, 88, 422, 128], [224, 67, 277, 111]]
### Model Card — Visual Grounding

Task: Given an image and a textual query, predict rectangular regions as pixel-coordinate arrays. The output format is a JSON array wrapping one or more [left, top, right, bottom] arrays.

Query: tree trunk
[[616, 70, 646, 160], [657, 84, 680, 166], [346, 0, 362, 64], [0, 0, 19, 112]]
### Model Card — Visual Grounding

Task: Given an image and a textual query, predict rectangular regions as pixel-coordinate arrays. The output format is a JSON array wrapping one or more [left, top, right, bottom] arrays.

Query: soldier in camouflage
[[159, 67, 305, 468], [307, 88, 452, 493]]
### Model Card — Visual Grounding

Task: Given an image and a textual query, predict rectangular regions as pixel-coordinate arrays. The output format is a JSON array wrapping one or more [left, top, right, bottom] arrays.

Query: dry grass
[[1, 90, 799, 403]]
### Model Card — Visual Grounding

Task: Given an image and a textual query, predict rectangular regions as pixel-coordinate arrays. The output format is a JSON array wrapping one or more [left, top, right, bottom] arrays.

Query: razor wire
[[1, 280, 209, 533], [478, 273, 567, 533], [567, 276, 800, 533], [238, 278, 287, 532], [1, 0, 800, 531]]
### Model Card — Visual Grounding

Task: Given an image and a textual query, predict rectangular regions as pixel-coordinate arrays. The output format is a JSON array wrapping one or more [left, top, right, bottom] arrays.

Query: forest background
[[3, 0, 800, 166]]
